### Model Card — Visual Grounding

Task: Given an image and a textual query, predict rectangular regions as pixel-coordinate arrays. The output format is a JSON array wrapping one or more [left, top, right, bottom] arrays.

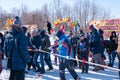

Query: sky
[[0, 0, 120, 19]]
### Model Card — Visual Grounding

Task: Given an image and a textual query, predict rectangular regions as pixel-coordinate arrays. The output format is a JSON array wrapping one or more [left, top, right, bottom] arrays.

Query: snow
[[0, 54, 120, 80], [0, 36, 120, 80]]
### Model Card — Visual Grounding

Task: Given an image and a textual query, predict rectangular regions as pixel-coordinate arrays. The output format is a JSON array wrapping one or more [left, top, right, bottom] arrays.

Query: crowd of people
[[0, 16, 120, 80]]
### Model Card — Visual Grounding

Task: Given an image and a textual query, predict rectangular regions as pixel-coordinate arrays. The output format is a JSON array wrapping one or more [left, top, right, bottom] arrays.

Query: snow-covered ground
[[0, 36, 120, 80], [0, 53, 120, 80]]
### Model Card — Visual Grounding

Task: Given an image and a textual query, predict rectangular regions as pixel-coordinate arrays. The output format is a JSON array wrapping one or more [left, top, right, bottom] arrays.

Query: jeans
[[117, 54, 120, 78], [33, 52, 41, 70], [78, 54, 89, 73], [9, 69, 25, 80], [108, 50, 116, 67], [93, 53, 103, 69], [40, 52, 53, 73], [59, 59, 79, 80], [72, 46, 78, 67]]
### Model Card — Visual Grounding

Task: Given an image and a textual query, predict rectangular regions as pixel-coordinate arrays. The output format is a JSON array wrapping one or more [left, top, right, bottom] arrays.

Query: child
[[52, 40, 59, 65]]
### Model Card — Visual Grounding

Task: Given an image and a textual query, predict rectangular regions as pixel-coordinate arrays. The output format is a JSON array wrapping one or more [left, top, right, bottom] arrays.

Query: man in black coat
[[40, 30, 53, 74]]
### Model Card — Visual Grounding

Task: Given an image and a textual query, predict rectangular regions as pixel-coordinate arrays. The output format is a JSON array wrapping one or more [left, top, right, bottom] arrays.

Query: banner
[[89, 19, 120, 38]]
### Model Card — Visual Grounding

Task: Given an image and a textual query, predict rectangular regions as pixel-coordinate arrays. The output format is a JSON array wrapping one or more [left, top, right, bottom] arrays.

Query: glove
[[66, 56, 70, 60]]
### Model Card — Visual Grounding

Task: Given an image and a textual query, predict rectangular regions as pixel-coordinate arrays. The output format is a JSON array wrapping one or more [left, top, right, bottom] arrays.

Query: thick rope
[[28, 49, 120, 71]]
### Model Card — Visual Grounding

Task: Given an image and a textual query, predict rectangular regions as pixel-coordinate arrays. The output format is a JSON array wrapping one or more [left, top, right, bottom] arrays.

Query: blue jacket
[[4, 27, 30, 70], [89, 29, 103, 54], [58, 34, 74, 58]]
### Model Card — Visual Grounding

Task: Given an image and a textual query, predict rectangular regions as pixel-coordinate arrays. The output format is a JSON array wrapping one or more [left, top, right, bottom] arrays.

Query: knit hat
[[31, 29, 38, 34], [14, 16, 22, 27]]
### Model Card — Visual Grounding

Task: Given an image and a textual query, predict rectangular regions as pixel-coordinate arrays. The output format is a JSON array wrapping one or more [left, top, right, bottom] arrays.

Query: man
[[4, 17, 30, 80], [31, 30, 42, 72], [89, 25, 104, 71], [40, 30, 53, 74], [56, 30, 80, 80], [70, 33, 80, 67]]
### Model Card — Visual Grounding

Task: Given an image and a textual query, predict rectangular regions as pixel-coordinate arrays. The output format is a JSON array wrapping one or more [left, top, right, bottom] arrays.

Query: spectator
[[0, 32, 4, 59], [0, 32, 3, 73], [4, 23, 30, 80], [117, 34, 120, 78], [109, 31, 118, 67]]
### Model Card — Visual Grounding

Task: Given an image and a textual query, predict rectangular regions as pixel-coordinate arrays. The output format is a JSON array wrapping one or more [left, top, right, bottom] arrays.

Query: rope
[[28, 49, 120, 71]]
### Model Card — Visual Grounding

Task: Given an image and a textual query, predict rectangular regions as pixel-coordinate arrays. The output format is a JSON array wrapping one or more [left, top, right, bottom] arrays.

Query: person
[[0, 32, 4, 59], [30, 30, 42, 72], [0, 32, 3, 73], [0, 50, 2, 74], [52, 40, 59, 65], [4, 19, 30, 80], [40, 30, 53, 74], [78, 33, 89, 73], [109, 31, 118, 67], [56, 30, 80, 80], [70, 33, 80, 67], [117, 34, 120, 78], [89, 25, 104, 71], [21, 26, 36, 71], [26, 32, 36, 71], [99, 29, 106, 64], [104, 40, 116, 66]]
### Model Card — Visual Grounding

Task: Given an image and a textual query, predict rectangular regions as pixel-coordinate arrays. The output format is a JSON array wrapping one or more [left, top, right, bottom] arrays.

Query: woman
[[117, 34, 120, 78], [109, 31, 118, 67]]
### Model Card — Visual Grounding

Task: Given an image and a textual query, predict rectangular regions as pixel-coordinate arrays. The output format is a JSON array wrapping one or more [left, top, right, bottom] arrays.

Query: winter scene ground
[[0, 36, 120, 80], [0, 52, 120, 80]]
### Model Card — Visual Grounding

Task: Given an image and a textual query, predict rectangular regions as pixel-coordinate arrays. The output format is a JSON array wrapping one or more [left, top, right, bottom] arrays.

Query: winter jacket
[[78, 38, 89, 57], [41, 35, 51, 52], [0, 33, 4, 51], [58, 34, 73, 58], [71, 35, 80, 47], [110, 36, 118, 50], [104, 40, 115, 53], [4, 26, 30, 70], [117, 35, 120, 53], [31, 35, 42, 49], [89, 29, 103, 54]]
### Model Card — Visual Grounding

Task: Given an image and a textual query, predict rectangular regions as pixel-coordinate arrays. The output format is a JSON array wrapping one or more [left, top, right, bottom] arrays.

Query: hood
[[21, 26, 27, 34], [9, 26, 22, 35]]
